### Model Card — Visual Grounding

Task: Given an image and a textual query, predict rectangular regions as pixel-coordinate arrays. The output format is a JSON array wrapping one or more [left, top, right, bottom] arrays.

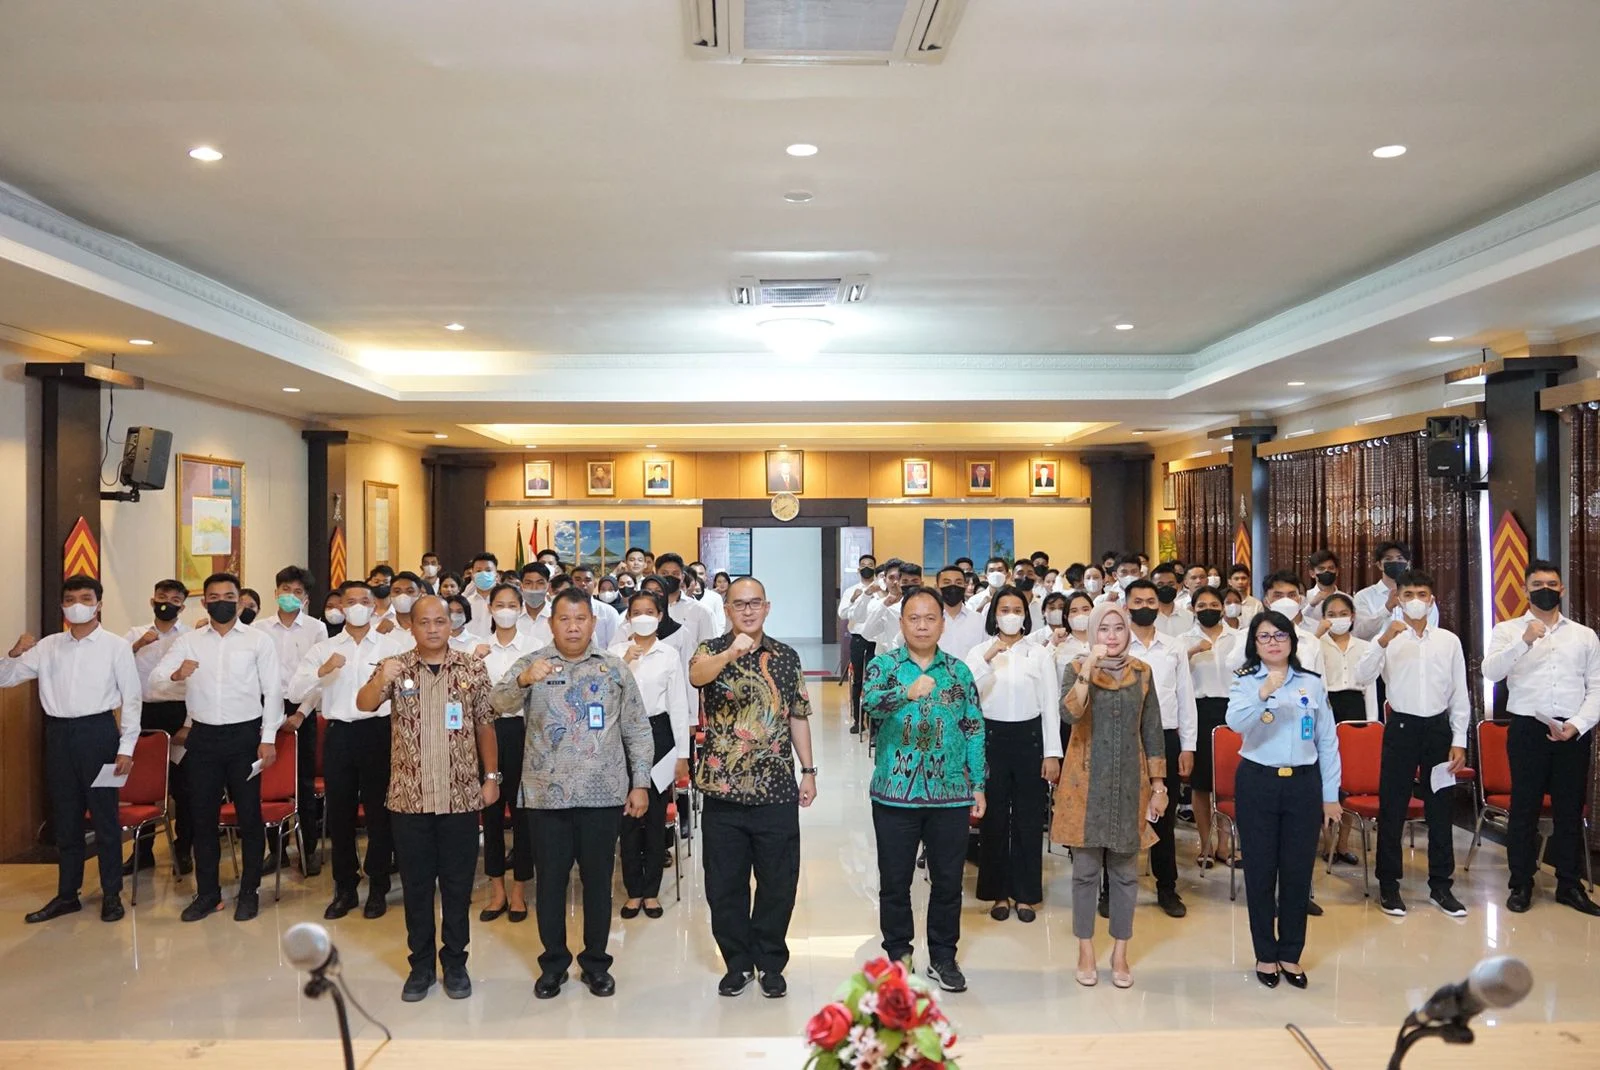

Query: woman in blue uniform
[[1226, 610, 1343, 989]]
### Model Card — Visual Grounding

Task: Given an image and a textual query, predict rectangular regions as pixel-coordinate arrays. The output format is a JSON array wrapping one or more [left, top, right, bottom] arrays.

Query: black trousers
[[1235, 760, 1322, 964], [702, 796, 801, 975], [1376, 711, 1455, 891], [482, 717, 533, 881], [390, 811, 479, 974], [619, 712, 675, 899], [46, 713, 122, 899], [529, 806, 623, 976], [323, 718, 393, 896], [976, 718, 1045, 903], [187, 719, 264, 899], [1507, 715, 1593, 892], [293, 701, 320, 835], [131, 700, 192, 860], [849, 633, 872, 725], [1148, 728, 1182, 892], [873, 802, 967, 965]]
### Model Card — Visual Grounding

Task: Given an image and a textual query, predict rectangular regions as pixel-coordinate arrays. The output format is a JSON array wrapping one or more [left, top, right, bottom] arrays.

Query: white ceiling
[[2, 0, 1600, 447]]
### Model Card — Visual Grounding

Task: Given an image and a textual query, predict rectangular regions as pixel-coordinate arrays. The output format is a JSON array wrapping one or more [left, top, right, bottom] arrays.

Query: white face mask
[[996, 613, 1026, 636], [1326, 616, 1353, 635], [343, 603, 373, 628], [1269, 596, 1301, 620], [325, 608, 345, 626], [422, 564, 439, 578], [599, 590, 619, 603], [62, 603, 97, 625], [492, 608, 521, 630], [1117, 574, 1136, 591], [1207, 576, 1221, 587], [1069, 613, 1091, 633], [1402, 598, 1430, 621], [1045, 609, 1064, 627], [1224, 603, 1242, 619], [392, 594, 417, 614], [449, 612, 466, 630], [986, 571, 1007, 589], [1083, 578, 1103, 595], [630, 614, 660, 637]]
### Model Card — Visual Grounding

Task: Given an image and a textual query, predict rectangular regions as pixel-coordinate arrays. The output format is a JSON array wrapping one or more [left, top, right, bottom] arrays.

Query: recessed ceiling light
[[188, 146, 223, 162], [443, 323, 465, 331], [1429, 335, 1455, 343], [777, 444, 789, 449], [1372, 144, 1407, 159], [281, 387, 301, 393], [525, 444, 537, 449], [1114, 323, 1134, 331], [1043, 443, 1055, 447], [128, 338, 154, 346], [1131, 431, 1145, 436], [786, 143, 818, 157], [433, 433, 448, 439], [645, 444, 658, 449], [1287, 429, 1316, 438], [783, 191, 813, 204], [1287, 380, 1306, 386]]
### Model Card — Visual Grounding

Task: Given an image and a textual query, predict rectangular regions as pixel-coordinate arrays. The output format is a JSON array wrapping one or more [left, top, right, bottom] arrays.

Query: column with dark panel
[[1084, 452, 1151, 557], [303, 430, 350, 604], [1473, 354, 1576, 561], [1221, 424, 1274, 579]]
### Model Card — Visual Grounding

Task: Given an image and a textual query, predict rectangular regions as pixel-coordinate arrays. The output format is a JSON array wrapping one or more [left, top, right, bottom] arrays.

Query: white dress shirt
[[1181, 626, 1242, 700], [838, 582, 869, 636], [1155, 607, 1195, 638], [1300, 585, 1350, 624], [609, 639, 692, 760], [1356, 623, 1471, 746], [481, 629, 538, 690], [1318, 633, 1380, 720], [258, 611, 327, 690], [464, 590, 496, 637], [880, 602, 989, 661], [1353, 580, 1438, 640], [123, 620, 189, 702], [287, 627, 402, 721], [1482, 613, 1600, 735], [589, 596, 621, 648], [0, 625, 144, 755], [963, 638, 1063, 757], [699, 588, 727, 635], [1128, 629, 1199, 751], [1224, 623, 1325, 675], [669, 596, 713, 656], [153, 622, 283, 742], [860, 596, 904, 652]]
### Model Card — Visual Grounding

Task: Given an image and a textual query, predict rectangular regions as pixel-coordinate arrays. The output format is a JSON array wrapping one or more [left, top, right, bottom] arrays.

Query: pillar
[[1224, 425, 1274, 577], [1084, 452, 1151, 556], [303, 430, 349, 603], [1483, 355, 1575, 561]]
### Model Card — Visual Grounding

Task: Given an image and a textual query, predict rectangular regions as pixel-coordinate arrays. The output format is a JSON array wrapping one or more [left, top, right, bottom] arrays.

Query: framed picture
[[902, 458, 932, 497], [966, 459, 996, 496], [586, 460, 615, 497], [1162, 463, 1175, 510], [765, 449, 805, 495], [644, 458, 674, 497], [364, 481, 399, 573], [523, 460, 554, 498], [1031, 458, 1060, 497], [1158, 519, 1177, 564], [176, 454, 244, 595]]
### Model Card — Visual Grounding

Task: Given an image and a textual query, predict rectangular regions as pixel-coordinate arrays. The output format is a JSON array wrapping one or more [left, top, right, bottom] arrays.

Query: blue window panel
[[553, 521, 578, 564], [992, 519, 1015, 563], [923, 518, 944, 572], [628, 520, 650, 553], [578, 520, 602, 568], [728, 530, 752, 575]]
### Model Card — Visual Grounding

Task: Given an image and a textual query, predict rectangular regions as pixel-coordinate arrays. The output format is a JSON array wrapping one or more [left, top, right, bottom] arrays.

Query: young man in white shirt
[[1, 577, 144, 924], [1226, 572, 1325, 675], [656, 553, 713, 655], [1227, 563, 1264, 621], [838, 554, 879, 733], [1300, 550, 1344, 624], [122, 577, 192, 875], [570, 564, 621, 647], [966, 557, 1010, 614], [1094, 554, 1145, 607], [1481, 560, 1600, 916], [862, 564, 924, 657], [1356, 569, 1470, 919], [1173, 564, 1209, 614], [1353, 541, 1437, 639], [152, 572, 284, 923], [1150, 563, 1195, 638], [260, 565, 327, 875]]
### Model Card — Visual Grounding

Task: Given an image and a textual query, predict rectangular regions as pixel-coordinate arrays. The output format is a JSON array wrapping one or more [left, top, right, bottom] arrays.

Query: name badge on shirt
[[587, 702, 605, 730], [445, 701, 464, 731], [400, 677, 419, 698], [1301, 714, 1314, 741], [1296, 689, 1311, 709]]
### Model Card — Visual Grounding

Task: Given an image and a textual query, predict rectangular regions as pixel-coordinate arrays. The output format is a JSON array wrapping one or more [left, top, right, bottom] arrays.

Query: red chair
[[1211, 726, 1243, 901], [89, 730, 173, 907], [1465, 721, 1594, 890], [220, 727, 299, 902], [664, 800, 683, 902], [1331, 722, 1422, 897]]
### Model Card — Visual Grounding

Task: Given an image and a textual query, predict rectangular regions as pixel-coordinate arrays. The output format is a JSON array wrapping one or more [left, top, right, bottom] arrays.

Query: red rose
[[862, 957, 895, 983], [877, 980, 917, 1030], [907, 1060, 943, 1070], [805, 1002, 853, 1050]]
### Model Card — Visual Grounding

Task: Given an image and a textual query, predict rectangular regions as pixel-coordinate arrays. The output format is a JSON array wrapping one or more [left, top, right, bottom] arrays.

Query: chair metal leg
[[163, 812, 179, 881], [1227, 821, 1238, 902], [1585, 817, 1595, 893], [1359, 819, 1371, 898], [673, 826, 682, 902], [1464, 809, 1487, 871]]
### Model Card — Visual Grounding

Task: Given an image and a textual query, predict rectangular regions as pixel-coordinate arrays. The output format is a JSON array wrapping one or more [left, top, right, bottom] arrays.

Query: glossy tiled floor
[[1, 682, 1596, 1043]]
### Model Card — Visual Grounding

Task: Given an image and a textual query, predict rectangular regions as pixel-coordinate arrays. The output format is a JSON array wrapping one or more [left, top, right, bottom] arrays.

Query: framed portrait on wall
[[902, 458, 932, 497], [644, 459, 674, 497], [364, 481, 399, 573], [1158, 519, 1177, 564], [1162, 463, 1175, 511], [176, 454, 244, 595], [523, 460, 554, 499], [1030, 458, 1060, 497], [966, 459, 996, 496], [765, 450, 804, 494], [586, 460, 614, 496]]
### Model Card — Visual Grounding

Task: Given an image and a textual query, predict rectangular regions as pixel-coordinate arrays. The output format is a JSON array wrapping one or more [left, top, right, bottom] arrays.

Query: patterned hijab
[[1085, 601, 1132, 674]]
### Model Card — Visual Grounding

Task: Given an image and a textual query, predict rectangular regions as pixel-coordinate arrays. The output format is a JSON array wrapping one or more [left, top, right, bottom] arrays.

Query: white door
[[751, 527, 822, 640]]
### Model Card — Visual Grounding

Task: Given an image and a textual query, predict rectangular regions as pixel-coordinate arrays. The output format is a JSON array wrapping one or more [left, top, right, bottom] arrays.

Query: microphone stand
[[1387, 1011, 1477, 1070], [303, 972, 356, 1070]]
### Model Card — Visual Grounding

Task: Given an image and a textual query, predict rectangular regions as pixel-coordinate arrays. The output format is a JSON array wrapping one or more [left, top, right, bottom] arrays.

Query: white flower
[[856, 992, 880, 1017]]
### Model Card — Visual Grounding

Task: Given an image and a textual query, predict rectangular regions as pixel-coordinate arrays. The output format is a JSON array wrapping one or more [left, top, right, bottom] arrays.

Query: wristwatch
[[800, 766, 818, 776], [483, 771, 504, 784]]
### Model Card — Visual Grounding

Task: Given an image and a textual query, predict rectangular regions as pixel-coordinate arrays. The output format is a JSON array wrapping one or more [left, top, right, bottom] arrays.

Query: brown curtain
[[1173, 465, 1231, 569], [1266, 449, 1324, 574], [1571, 406, 1600, 629]]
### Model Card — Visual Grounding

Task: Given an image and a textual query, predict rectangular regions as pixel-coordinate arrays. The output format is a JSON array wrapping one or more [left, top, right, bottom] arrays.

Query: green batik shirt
[[861, 646, 986, 808]]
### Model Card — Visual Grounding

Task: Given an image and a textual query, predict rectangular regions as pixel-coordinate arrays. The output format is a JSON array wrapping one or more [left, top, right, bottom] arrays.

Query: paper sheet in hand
[[651, 752, 676, 794], [1429, 761, 1457, 794], [248, 759, 264, 780], [91, 764, 128, 789], [168, 742, 186, 765]]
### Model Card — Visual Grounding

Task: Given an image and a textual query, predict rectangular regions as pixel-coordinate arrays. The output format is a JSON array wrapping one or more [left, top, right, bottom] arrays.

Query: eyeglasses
[[1257, 631, 1292, 644], [729, 599, 766, 612]]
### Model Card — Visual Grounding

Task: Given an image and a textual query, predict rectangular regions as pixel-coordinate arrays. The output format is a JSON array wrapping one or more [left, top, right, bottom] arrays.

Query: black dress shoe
[[718, 970, 754, 997], [580, 970, 616, 997], [507, 908, 528, 923], [25, 896, 82, 924], [401, 970, 435, 1002], [1157, 890, 1188, 918], [174, 854, 194, 877], [619, 901, 641, 919], [1255, 968, 1281, 989], [1305, 897, 1324, 917], [363, 892, 388, 919], [1556, 885, 1600, 917], [989, 903, 1011, 921], [1015, 905, 1037, 923], [324, 890, 360, 920], [301, 858, 322, 878], [443, 966, 472, 999], [1506, 886, 1533, 914], [101, 895, 125, 923], [180, 894, 223, 922], [234, 892, 260, 922], [1281, 968, 1308, 990], [643, 903, 664, 919], [479, 903, 508, 923], [1330, 851, 1360, 866], [534, 972, 567, 1000]]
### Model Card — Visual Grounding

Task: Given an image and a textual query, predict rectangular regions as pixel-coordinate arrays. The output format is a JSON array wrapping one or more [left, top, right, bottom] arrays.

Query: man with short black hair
[[1353, 541, 1436, 638], [1301, 550, 1343, 623], [465, 552, 500, 621], [1227, 563, 1263, 620], [261, 565, 326, 875], [420, 552, 442, 591], [122, 577, 194, 875], [570, 564, 620, 646], [1150, 563, 1194, 638], [655, 553, 713, 654], [839, 553, 880, 732]]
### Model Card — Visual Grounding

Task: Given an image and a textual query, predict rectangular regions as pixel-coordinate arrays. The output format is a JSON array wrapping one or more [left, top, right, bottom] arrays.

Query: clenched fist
[[133, 629, 160, 652], [729, 632, 757, 657], [318, 653, 347, 677], [518, 658, 557, 687], [1379, 619, 1408, 647], [173, 659, 200, 682], [8, 634, 36, 659], [906, 674, 935, 701], [378, 658, 404, 685], [473, 644, 491, 659], [1523, 619, 1548, 645], [376, 618, 397, 635]]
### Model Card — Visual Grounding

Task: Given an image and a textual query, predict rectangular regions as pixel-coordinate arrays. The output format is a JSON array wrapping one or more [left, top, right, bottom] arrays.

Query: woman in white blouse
[[480, 584, 537, 922], [610, 590, 692, 920], [1315, 592, 1379, 865], [964, 587, 1064, 923], [1182, 586, 1242, 867], [444, 595, 486, 655]]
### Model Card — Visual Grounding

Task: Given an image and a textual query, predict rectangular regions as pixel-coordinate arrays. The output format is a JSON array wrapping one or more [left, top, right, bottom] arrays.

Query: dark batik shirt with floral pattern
[[862, 646, 986, 808], [371, 649, 495, 815], [693, 633, 812, 806]]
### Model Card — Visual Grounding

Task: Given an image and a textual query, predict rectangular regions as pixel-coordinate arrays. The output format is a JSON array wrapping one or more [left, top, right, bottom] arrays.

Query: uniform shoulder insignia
[[1232, 665, 1254, 677]]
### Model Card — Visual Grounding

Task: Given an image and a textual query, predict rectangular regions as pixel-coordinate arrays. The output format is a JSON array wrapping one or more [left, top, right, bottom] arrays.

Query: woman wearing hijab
[[1053, 602, 1167, 989]]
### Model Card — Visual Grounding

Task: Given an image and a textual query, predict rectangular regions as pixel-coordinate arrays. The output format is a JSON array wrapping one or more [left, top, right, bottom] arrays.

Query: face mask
[[659, 574, 682, 596], [153, 602, 181, 622], [1069, 613, 1090, 633], [1269, 596, 1301, 619], [1016, 576, 1035, 593], [599, 590, 619, 603], [207, 601, 239, 625], [1196, 609, 1224, 629], [1314, 570, 1336, 588], [1224, 603, 1242, 619], [277, 593, 303, 614], [986, 571, 1007, 588], [325, 608, 345, 626], [859, 569, 874, 584], [392, 594, 417, 614], [473, 571, 496, 591], [1155, 586, 1178, 605], [939, 585, 966, 608], [1207, 576, 1221, 587], [1117, 575, 1136, 591], [1045, 609, 1064, 627], [996, 613, 1025, 636], [630, 614, 661, 637], [1326, 617, 1353, 635], [1383, 560, 1409, 580], [63, 603, 97, 625], [1129, 607, 1159, 627], [369, 583, 392, 601], [449, 612, 467, 630], [1402, 598, 1430, 621], [523, 589, 547, 609], [1518, 587, 1559, 614], [492, 608, 521, 630], [1083, 578, 1103, 595]]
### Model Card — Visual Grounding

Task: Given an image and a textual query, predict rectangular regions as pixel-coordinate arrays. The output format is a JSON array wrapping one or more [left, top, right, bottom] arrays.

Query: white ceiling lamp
[[1114, 323, 1134, 331], [281, 386, 301, 393], [188, 145, 223, 162], [784, 190, 814, 204], [1372, 144, 1407, 158], [127, 338, 154, 346], [1429, 335, 1455, 343], [433, 433, 448, 439], [757, 318, 833, 358], [1287, 380, 1306, 386], [443, 322, 465, 331], [645, 444, 658, 449], [525, 444, 538, 449], [786, 143, 818, 157]]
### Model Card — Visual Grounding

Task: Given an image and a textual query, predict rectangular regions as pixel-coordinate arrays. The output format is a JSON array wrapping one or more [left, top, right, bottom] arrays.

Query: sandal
[[1196, 855, 1215, 870]]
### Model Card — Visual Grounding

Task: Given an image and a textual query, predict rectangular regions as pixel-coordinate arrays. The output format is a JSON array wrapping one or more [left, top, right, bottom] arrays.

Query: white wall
[[0, 350, 41, 641], [752, 527, 822, 640]]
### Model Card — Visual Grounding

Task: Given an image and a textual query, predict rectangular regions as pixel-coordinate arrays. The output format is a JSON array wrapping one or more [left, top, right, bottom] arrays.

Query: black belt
[[1243, 758, 1316, 778]]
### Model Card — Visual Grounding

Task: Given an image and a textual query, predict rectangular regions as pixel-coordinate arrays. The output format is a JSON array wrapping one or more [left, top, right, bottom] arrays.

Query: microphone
[[1416, 956, 1533, 1023], [283, 921, 338, 977]]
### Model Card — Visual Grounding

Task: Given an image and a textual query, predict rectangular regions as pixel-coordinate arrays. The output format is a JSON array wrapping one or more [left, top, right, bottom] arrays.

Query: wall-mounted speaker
[[119, 426, 172, 491], [1424, 415, 1468, 480]]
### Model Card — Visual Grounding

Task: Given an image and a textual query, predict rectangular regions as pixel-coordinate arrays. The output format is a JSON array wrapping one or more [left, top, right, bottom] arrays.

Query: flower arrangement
[[803, 958, 961, 1070]]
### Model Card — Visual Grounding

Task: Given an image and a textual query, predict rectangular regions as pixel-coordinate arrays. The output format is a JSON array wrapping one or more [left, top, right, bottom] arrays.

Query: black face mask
[[1016, 577, 1035, 593], [370, 583, 392, 600], [206, 601, 238, 625], [1529, 588, 1562, 612], [152, 602, 181, 622], [1129, 607, 1159, 627], [239, 607, 258, 625], [1196, 608, 1224, 629], [1315, 570, 1337, 588], [1382, 561, 1408, 580], [1155, 585, 1178, 605], [859, 569, 875, 583], [939, 584, 965, 608], [659, 574, 682, 596]]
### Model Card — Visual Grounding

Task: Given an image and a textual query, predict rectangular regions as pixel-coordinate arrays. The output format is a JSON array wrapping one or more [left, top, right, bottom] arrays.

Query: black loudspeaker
[[1425, 415, 1468, 480], [119, 426, 173, 490]]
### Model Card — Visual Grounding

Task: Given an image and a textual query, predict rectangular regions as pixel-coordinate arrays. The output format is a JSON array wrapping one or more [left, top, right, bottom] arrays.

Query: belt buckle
[[1277, 766, 1293, 778]]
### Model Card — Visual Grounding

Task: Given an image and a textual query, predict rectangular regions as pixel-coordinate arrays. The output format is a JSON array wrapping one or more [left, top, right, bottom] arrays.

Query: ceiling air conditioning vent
[[404, 429, 439, 436], [684, 0, 967, 65], [731, 274, 870, 307]]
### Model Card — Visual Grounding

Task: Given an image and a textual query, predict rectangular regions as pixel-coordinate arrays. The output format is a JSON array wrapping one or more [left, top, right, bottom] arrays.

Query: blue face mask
[[473, 571, 495, 591]]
